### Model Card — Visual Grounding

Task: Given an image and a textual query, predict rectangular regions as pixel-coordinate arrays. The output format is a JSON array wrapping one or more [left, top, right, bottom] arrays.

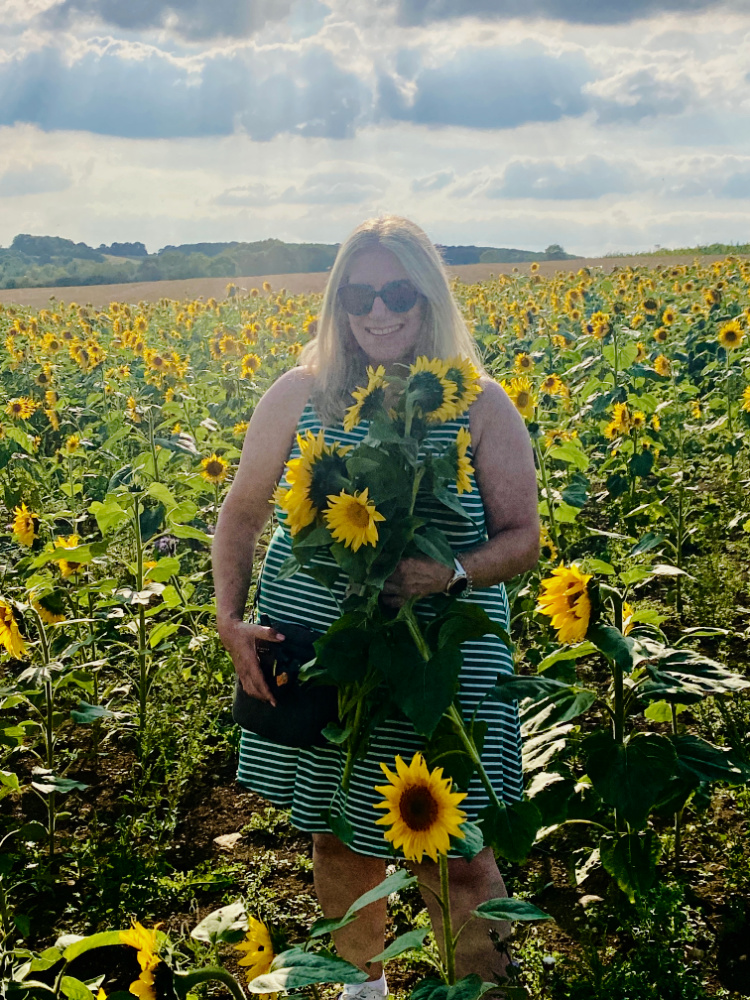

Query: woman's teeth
[[367, 324, 402, 335]]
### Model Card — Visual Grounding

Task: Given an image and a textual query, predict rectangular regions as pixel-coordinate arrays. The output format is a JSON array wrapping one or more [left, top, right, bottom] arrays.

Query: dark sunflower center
[[348, 502, 371, 528], [409, 372, 445, 414], [399, 785, 439, 831], [309, 453, 349, 510], [206, 461, 224, 477], [516, 391, 530, 408], [360, 386, 385, 419]]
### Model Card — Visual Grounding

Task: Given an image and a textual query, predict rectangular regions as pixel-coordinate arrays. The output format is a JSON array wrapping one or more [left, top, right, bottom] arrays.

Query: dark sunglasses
[[337, 279, 421, 316]]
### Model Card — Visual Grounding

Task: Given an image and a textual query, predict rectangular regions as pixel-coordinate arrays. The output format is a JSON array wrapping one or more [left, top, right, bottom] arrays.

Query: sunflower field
[[1, 257, 750, 999]]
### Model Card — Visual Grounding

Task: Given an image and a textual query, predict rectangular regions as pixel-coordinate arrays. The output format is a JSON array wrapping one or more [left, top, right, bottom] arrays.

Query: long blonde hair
[[300, 214, 483, 426]]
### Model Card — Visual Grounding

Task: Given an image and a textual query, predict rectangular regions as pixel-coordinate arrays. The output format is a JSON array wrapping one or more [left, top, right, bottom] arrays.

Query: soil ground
[[2, 255, 747, 310]]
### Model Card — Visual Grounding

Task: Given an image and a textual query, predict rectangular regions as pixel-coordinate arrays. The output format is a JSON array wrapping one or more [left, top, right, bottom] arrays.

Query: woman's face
[[342, 246, 426, 366]]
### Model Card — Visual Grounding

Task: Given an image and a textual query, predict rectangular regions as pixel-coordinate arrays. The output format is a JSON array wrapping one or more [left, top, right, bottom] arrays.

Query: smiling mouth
[[366, 323, 403, 335]]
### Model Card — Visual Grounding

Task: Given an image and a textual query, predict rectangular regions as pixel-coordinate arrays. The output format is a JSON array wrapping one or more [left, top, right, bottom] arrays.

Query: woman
[[213, 215, 539, 996]]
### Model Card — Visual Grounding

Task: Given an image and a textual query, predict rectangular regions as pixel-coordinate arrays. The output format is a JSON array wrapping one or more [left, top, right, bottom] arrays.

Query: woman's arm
[[381, 376, 540, 605], [212, 366, 313, 703]]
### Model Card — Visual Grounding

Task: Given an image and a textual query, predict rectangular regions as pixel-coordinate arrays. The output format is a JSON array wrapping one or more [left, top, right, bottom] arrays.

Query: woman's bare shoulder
[[261, 364, 316, 405], [469, 375, 513, 431]]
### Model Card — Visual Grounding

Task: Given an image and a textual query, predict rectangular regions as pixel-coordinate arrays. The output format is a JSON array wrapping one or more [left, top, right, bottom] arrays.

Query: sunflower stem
[[341, 693, 365, 796], [399, 602, 431, 661], [533, 439, 561, 559], [445, 702, 504, 813], [438, 853, 456, 985], [173, 968, 247, 1000]]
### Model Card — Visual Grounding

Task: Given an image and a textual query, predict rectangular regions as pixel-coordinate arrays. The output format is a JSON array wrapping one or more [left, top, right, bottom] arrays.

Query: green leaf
[[70, 702, 115, 725], [549, 442, 589, 472], [671, 734, 747, 784], [147, 481, 178, 509], [63, 930, 130, 961], [247, 947, 368, 993], [600, 831, 661, 903], [628, 533, 665, 557], [644, 701, 686, 723], [526, 771, 576, 826], [60, 977, 95, 1000], [169, 522, 212, 544], [629, 449, 654, 479], [478, 799, 542, 863], [149, 622, 181, 648], [519, 687, 596, 733], [585, 731, 678, 828], [537, 643, 597, 672], [31, 769, 89, 796], [587, 625, 640, 671], [89, 497, 129, 535], [412, 527, 455, 567], [191, 900, 247, 944], [471, 898, 551, 922], [367, 927, 430, 963], [411, 975, 494, 1000], [451, 820, 485, 861], [146, 556, 181, 582], [561, 473, 589, 509]]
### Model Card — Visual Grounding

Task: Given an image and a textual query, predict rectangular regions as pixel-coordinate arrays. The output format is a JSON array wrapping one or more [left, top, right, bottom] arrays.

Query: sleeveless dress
[[236, 401, 523, 858]]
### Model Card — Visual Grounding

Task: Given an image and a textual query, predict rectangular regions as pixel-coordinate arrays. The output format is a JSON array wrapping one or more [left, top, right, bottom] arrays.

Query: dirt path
[[1, 254, 745, 309]]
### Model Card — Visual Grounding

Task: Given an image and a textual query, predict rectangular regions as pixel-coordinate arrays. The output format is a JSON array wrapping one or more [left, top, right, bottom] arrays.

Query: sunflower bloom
[[718, 319, 744, 350], [742, 385, 750, 413], [6, 397, 37, 420], [406, 357, 459, 424], [13, 503, 39, 546], [374, 752, 467, 862], [536, 563, 593, 644], [276, 430, 351, 536], [444, 356, 482, 414], [539, 374, 568, 397], [654, 355, 671, 377], [454, 427, 474, 495], [501, 376, 537, 419], [539, 523, 558, 562], [0, 600, 26, 658], [344, 365, 387, 432], [235, 916, 275, 984], [200, 454, 229, 484], [51, 534, 82, 579], [120, 921, 160, 1000], [241, 353, 262, 378], [324, 488, 385, 552], [514, 353, 534, 374], [634, 342, 647, 363]]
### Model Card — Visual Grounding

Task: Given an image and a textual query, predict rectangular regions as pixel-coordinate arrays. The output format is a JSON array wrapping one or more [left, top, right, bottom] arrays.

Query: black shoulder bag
[[231, 566, 339, 748]]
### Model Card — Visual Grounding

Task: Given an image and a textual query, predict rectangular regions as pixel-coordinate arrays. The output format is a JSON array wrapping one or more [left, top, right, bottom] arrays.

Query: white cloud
[[0, 161, 71, 196]]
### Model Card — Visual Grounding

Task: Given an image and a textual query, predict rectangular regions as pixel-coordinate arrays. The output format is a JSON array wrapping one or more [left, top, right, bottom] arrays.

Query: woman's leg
[[313, 833, 388, 980], [405, 847, 512, 985]]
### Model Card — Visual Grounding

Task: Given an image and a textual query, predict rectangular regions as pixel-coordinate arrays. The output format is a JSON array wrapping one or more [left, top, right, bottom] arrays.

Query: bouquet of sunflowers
[[272, 356, 512, 839]]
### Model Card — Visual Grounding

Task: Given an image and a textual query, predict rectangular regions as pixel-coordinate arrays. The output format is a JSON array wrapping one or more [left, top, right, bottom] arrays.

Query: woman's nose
[[369, 293, 390, 317]]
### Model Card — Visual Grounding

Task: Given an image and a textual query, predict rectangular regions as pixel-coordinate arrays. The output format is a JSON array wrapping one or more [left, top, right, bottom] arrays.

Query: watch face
[[448, 576, 468, 596]]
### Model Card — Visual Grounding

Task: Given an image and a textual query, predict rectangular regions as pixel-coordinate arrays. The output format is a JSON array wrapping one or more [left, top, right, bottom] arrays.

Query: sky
[[1, 0, 749, 256]]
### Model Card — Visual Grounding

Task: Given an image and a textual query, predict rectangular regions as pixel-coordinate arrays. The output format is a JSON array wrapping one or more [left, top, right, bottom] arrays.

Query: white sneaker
[[338, 978, 389, 1000]]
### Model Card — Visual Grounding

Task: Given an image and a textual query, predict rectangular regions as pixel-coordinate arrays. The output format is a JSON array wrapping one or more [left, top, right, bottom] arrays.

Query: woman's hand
[[381, 557, 453, 609], [218, 618, 286, 706]]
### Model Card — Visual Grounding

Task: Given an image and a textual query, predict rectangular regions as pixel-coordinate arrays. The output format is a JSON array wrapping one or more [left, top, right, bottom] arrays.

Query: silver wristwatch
[[445, 557, 472, 597]]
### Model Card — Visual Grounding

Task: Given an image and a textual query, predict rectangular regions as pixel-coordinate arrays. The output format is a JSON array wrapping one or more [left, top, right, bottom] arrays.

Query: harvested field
[[2, 254, 746, 308]]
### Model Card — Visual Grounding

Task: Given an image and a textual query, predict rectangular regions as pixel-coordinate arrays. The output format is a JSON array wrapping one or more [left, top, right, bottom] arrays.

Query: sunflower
[[373, 751, 467, 862], [324, 488, 385, 552], [35, 365, 53, 387], [514, 353, 534, 374], [651, 414, 661, 431], [662, 307, 677, 325], [642, 298, 658, 315], [241, 353, 262, 378], [276, 430, 351, 535], [65, 434, 81, 455], [536, 563, 593, 644], [630, 410, 646, 430], [587, 311, 611, 340], [634, 342, 647, 363], [444, 356, 482, 414], [343, 365, 387, 432], [654, 355, 671, 377], [539, 373, 568, 397], [501, 376, 537, 419], [120, 921, 160, 1000], [13, 503, 39, 546], [742, 385, 750, 413], [704, 288, 722, 307], [233, 420, 249, 436], [718, 319, 744, 350], [454, 427, 474, 495], [200, 454, 229, 484], [52, 534, 83, 578], [653, 326, 668, 344], [31, 591, 66, 625], [235, 916, 275, 984], [6, 397, 37, 420], [622, 601, 635, 636], [406, 357, 459, 424], [539, 523, 558, 562], [0, 600, 26, 658]]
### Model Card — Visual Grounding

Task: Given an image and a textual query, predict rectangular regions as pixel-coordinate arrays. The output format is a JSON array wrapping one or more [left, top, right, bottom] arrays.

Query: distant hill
[[0, 234, 578, 291]]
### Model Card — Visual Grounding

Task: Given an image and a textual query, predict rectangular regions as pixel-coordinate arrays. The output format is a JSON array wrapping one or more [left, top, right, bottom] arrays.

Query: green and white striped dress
[[237, 401, 523, 858]]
